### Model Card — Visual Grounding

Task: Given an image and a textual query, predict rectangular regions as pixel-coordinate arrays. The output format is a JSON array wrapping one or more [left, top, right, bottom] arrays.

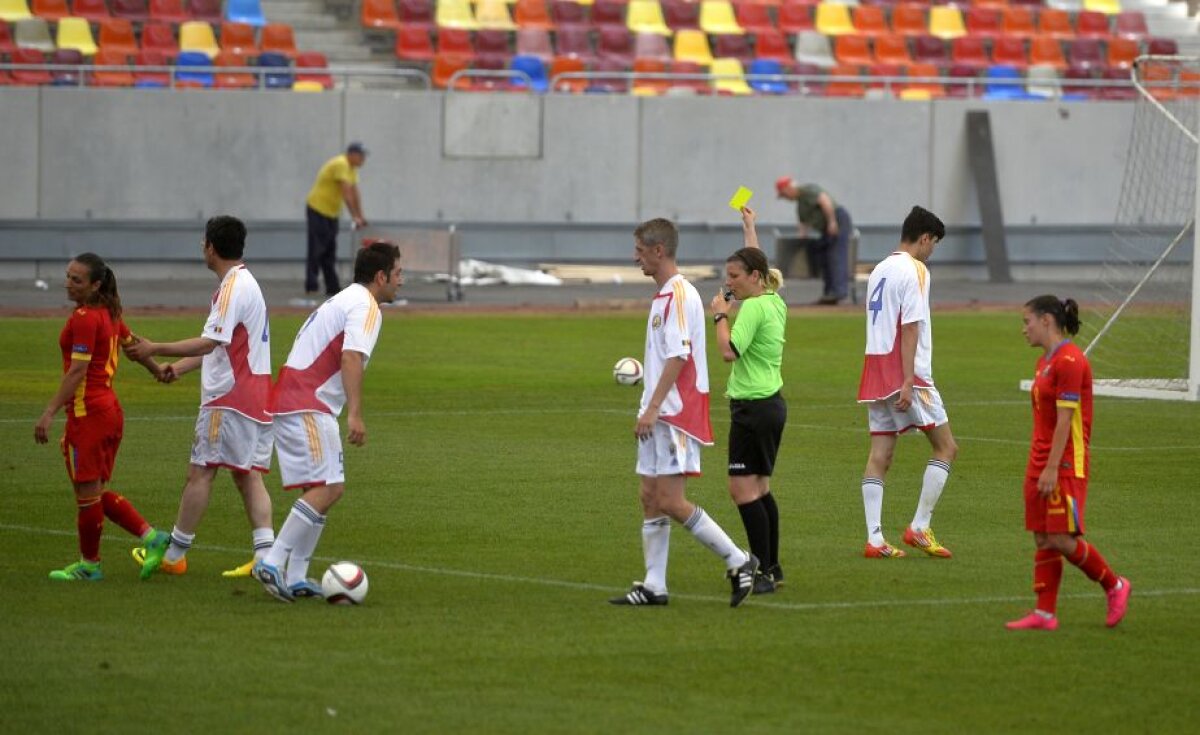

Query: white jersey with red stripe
[[200, 264, 272, 423], [642, 273, 713, 445], [270, 283, 382, 417], [858, 251, 935, 402]]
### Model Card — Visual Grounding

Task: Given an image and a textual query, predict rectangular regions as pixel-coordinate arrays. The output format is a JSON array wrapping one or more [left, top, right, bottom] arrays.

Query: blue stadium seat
[[747, 58, 788, 94], [257, 51, 292, 89], [174, 50, 214, 88], [983, 65, 1036, 100], [226, 0, 266, 27], [510, 54, 548, 93]]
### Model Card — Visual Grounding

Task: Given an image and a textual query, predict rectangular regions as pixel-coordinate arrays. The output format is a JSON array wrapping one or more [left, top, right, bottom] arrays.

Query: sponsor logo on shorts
[[729, 462, 746, 470]]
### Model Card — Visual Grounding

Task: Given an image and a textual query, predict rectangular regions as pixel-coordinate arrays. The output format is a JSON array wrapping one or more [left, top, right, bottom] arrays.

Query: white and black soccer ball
[[321, 562, 369, 605], [613, 357, 643, 386]]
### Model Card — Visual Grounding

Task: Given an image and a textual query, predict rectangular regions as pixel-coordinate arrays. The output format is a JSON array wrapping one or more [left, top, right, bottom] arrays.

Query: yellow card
[[728, 186, 753, 211]]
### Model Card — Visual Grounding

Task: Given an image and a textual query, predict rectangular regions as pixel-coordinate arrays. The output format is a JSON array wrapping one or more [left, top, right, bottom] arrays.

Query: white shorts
[[273, 412, 345, 490], [190, 407, 272, 473], [866, 387, 949, 435], [636, 422, 703, 477]]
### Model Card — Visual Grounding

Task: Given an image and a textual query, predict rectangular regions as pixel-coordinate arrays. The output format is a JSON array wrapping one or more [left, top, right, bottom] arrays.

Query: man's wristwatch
[[713, 313, 728, 324]]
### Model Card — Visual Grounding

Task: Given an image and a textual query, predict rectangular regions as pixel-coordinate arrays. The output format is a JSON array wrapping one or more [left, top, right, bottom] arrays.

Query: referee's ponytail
[[729, 248, 783, 293]]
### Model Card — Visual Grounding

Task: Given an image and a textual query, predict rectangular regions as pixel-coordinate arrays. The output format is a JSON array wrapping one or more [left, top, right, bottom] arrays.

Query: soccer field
[[2, 309, 1198, 733]]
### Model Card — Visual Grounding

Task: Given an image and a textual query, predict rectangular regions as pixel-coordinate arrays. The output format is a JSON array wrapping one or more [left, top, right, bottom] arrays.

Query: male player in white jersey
[[253, 241, 401, 601], [857, 206, 958, 559], [126, 215, 276, 578], [610, 218, 758, 608]]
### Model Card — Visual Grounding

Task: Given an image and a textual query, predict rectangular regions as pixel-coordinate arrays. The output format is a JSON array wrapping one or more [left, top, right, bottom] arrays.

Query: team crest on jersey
[[652, 315, 662, 329]]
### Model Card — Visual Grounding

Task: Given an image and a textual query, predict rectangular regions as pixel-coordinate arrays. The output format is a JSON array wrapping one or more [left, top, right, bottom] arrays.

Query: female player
[[34, 253, 170, 581], [710, 207, 788, 594], [1007, 295, 1131, 630]]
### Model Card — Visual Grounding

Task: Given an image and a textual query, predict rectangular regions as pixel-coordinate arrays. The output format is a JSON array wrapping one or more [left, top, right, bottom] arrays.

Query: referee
[[710, 206, 788, 594]]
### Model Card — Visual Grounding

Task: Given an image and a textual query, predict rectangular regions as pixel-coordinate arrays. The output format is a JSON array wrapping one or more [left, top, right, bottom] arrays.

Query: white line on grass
[[5, 522, 1197, 612]]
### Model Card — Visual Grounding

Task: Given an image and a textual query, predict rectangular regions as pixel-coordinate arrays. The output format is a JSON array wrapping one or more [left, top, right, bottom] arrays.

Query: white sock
[[165, 528, 195, 563], [285, 501, 326, 586], [641, 516, 670, 594], [684, 507, 749, 570], [911, 460, 951, 531], [251, 527, 275, 561], [264, 499, 317, 569], [862, 478, 885, 546]]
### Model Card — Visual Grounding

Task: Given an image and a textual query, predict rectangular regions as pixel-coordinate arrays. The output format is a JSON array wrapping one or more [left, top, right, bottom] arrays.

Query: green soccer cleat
[[49, 559, 103, 581], [139, 529, 171, 580]]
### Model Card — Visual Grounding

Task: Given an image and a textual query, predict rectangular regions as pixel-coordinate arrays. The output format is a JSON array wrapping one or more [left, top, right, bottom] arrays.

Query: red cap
[[775, 176, 794, 197]]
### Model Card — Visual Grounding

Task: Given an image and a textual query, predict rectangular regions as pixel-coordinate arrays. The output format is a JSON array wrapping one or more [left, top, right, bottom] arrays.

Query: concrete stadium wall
[[0, 88, 1133, 266]]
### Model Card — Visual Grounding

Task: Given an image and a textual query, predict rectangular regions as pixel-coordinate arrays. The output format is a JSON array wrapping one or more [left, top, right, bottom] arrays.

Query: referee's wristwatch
[[713, 313, 729, 324]]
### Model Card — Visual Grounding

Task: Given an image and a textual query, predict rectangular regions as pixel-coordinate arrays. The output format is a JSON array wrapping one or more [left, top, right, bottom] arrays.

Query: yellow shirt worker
[[305, 142, 368, 296]]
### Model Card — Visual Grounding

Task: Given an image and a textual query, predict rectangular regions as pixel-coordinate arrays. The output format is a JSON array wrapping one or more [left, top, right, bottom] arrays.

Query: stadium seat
[[296, 50, 333, 89], [1067, 37, 1102, 69], [824, 64, 865, 97], [852, 5, 887, 38], [630, 56, 667, 94], [1001, 6, 1035, 38], [1114, 11, 1147, 40], [72, 0, 111, 22], [1140, 61, 1174, 102], [1025, 63, 1061, 98], [398, 0, 434, 29], [951, 35, 989, 69], [174, 49, 213, 87], [874, 34, 913, 67], [833, 34, 871, 67], [438, 27, 475, 59], [794, 29, 834, 68], [587, 57, 631, 93], [911, 35, 948, 65], [1074, 10, 1110, 40], [928, 6, 965, 39], [179, 20, 218, 58], [965, 7, 1002, 39], [1028, 36, 1065, 71], [48, 47, 81, 84], [1106, 36, 1137, 69], [944, 64, 980, 98], [225, 0, 266, 27], [476, 0, 517, 31], [902, 61, 943, 97], [713, 33, 751, 63], [109, 0, 146, 21], [699, 0, 741, 35], [432, 52, 469, 88], [256, 49, 291, 88], [141, 21, 177, 57], [982, 64, 1027, 99], [291, 79, 323, 91], [634, 30, 670, 60], [627, 0, 670, 35], [510, 53, 548, 92], [734, 3, 772, 35], [516, 26, 552, 60], [10, 47, 51, 83], [132, 46, 170, 86], [0, 19, 16, 53], [666, 59, 711, 94], [473, 28, 509, 65], [1147, 37, 1178, 56], [754, 28, 792, 64], [394, 25, 433, 60], [13, 17, 54, 51], [1038, 9, 1074, 40], [662, 0, 698, 33], [1178, 68, 1200, 98], [260, 22, 297, 58], [149, 0, 188, 23], [514, 0, 553, 30], [220, 21, 257, 56], [673, 28, 712, 66], [777, 3, 812, 34], [991, 36, 1026, 68], [1097, 66, 1136, 99], [0, 0, 33, 22], [788, 61, 823, 97], [55, 16, 97, 55], [190, 0, 221, 23], [711, 57, 751, 94], [590, 0, 624, 29], [548, 54, 586, 92], [31, 0, 69, 21], [1062, 65, 1096, 99], [891, 5, 926, 38], [97, 18, 137, 54], [213, 50, 256, 88], [815, 3, 853, 36], [361, 0, 403, 30], [747, 58, 788, 94], [555, 24, 594, 61], [1082, 0, 1118, 14], [549, 0, 586, 29], [89, 47, 133, 86], [437, 0, 478, 30]]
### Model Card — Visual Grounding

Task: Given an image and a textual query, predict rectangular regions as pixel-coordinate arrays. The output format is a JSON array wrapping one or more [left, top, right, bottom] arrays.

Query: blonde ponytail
[[765, 268, 784, 293]]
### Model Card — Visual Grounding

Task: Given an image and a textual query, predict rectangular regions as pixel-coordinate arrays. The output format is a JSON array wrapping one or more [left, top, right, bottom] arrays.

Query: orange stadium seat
[[874, 34, 913, 67], [970, 0, 1007, 8], [824, 64, 865, 97], [97, 17, 137, 54], [213, 50, 257, 88], [833, 34, 872, 67], [632, 56, 669, 94], [149, 0, 188, 23], [89, 47, 133, 86], [1037, 8, 1073, 40], [220, 21, 258, 56], [1028, 35, 1065, 70], [514, 0, 553, 30], [548, 54, 586, 92], [991, 35, 1026, 68], [901, 62, 943, 98], [852, 5, 887, 38], [438, 27, 474, 59], [1075, 11, 1110, 40], [73, 0, 112, 22], [777, 3, 812, 34], [260, 22, 297, 59], [140, 21, 177, 57], [1001, 6, 1035, 38], [1106, 37, 1138, 69], [432, 53, 471, 88], [951, 35, 989, 69], [1178, 68, 1200, 98], [395, 25, 434, 60], [31, 0, 70, 21], [891, 4, 926, 37], [361, 0, 402, 30], [965, 7, 1001, 39], [754, 29, 792, 64], [1141, 62, 1175, 102], [735, 3, 773, 35]]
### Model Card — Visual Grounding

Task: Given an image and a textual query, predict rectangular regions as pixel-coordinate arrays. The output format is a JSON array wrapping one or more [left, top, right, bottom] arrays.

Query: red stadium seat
[[951, 35, 989, 70], [735, 2, 774, 35], [911, 35, 948, 66], [991, 36, 1026, 69], [554, 24, 594, 62], [663, 0, 700, 32], [1063, 66, 1096, 99], [141, 21, 178, 57], [50, 48, 84, 86], [110, 0, 148, 21], [476, 29, 513, 65], [432, 53, 471, 89], [89, 47, 134, 86], [438, 28, 474, 60], [213, 50, 257, 88], [589, 57, 631, 93], [1074, 11, 1110, 40], [149, 0, 189, 23], [777, 3, 812, 35], [713, 33, 753, 64], [964, 7, 1001, 39], [220, 21, 258, 56], [1106, 37, 1138, 70], [31, 0, 71, 21], [549, 0, 587, 30], [591, 0, 625, 29], [632, 56, 669, 94], [0, 21, 15, 55], [395, 25, 434, 61], [11, 48, 53, 85], [133, 47, 170, 86], [189, 0, 221, 23], [1114, 11, 1147, 41], [754, 28, 792, 64], [1067, 38, 1102, 70], [296, 50, 333, 89], [666, 60, 709, 94], [596, 25, 634, 66], [361, 0, 403, 30], [398, 0, 434, 29], [1147, 37, 1178, 56], [824, 64, 866, 98], [72, 0, 112, 22], [1098, 66, 1137, 100]]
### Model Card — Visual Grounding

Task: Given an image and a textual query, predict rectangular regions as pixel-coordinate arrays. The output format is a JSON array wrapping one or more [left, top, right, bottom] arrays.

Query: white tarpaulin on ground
[[426, 259, 563, 287]]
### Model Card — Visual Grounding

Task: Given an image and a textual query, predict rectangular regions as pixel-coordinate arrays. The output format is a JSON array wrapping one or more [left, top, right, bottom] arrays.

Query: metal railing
[[0, 62, 432, 90]]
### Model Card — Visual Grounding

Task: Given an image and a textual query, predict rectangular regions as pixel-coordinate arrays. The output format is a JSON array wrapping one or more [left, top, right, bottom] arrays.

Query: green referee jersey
[[728, 292, 787, 399]]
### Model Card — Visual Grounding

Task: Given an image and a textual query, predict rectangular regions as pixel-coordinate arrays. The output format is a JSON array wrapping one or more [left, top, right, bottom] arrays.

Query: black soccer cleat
[[752, 571, 776, 596], [728, 553, 759, 608], [764, 563, 784, 587], [609, 582, 669, 606]]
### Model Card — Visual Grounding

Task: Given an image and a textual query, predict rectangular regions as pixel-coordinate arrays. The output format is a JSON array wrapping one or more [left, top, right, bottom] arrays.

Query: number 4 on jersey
[[868, 278, 887, 325]]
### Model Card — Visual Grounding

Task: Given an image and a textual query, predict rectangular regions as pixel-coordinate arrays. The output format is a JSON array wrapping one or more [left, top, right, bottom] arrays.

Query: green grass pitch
[[1, 309, 1197, 733]]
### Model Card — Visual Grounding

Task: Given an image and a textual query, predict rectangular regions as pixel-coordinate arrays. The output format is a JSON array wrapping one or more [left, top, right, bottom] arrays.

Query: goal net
[[1077, 55, 1200, 401]]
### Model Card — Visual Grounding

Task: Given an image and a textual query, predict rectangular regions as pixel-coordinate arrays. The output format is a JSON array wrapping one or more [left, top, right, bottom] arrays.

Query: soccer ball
[[613, 357, 643, 386], [321, 562, 369, 605]]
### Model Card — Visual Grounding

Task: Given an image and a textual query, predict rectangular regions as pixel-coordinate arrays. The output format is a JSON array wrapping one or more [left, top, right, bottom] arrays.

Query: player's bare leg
[[222, 470, 274, 577]]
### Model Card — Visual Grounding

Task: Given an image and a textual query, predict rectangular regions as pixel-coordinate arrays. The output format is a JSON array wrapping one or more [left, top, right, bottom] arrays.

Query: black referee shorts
[[728, 391, 787, 477]]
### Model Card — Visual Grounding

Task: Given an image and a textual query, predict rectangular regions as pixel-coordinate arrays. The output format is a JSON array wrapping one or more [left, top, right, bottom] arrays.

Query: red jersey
[[59, 306, 132, 418], [1028, 340, 1092, 479]]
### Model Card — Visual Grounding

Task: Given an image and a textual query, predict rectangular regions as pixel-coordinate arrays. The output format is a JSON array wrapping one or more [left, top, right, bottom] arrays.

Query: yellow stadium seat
[[0, 0, 33, 22], [436, 0, 479, 30], [1083, 0, 1121, 15], [928, 6, 965, 40], [474, 0, 516, 30], [292, 80, 326, 92], [711, 57, 752, 95], [627, 0, 672, 36], [179, 21, 220, 59], [56, 17, 98, 55], [814, 3, 854, 36], [699, 0, 743, 35], [673, 28, 713, 67]]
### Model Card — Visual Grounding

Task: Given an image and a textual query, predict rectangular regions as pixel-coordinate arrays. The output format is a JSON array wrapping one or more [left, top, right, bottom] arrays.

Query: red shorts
[[1024, 472, 1087, 535], [61, 404, 124, 484]]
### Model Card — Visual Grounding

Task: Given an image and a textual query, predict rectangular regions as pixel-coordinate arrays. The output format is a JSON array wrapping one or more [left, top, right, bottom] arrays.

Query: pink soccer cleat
[[1105, 577, 1131, 628], [1005, 611, 1059, 631]]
